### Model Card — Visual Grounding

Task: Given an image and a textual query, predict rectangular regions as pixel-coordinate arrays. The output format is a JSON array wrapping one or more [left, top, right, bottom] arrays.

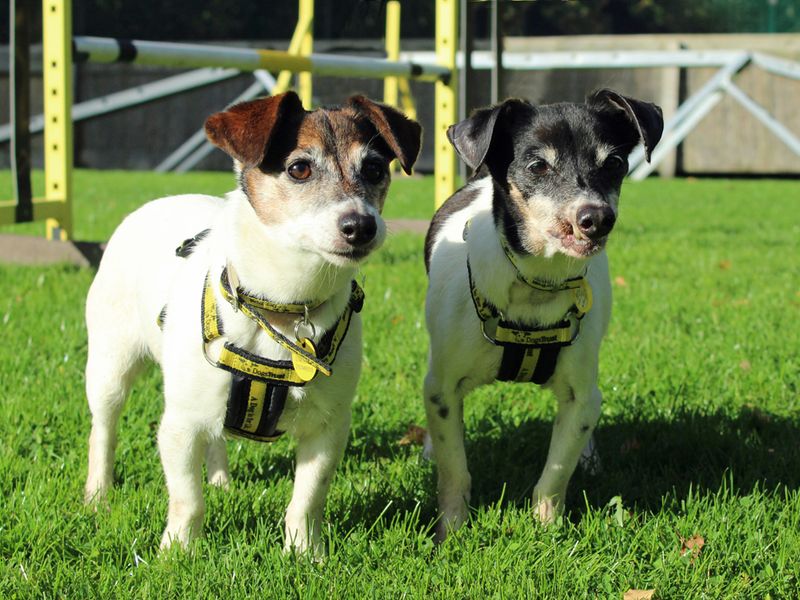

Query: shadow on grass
[[461, 406, 800, 515]]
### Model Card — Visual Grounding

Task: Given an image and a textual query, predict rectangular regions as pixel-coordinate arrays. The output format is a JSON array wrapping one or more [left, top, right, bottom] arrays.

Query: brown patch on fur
[[241, 105, 399, 227], [204, 92, 305, 167], [509, 183, 548, 255]]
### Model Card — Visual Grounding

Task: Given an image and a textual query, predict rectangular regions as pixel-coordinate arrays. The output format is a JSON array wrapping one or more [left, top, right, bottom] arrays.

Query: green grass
[[1, 171, 799, 598]]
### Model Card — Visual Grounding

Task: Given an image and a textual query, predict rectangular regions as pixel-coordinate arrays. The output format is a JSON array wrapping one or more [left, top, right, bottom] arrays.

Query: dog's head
[[448, 90, 663, 259], [205, 92, 421, 266]]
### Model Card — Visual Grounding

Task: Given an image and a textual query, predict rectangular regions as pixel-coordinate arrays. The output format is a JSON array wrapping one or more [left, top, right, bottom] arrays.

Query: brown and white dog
[[423, 90, 662, 540], [83, 92, 421, 554]]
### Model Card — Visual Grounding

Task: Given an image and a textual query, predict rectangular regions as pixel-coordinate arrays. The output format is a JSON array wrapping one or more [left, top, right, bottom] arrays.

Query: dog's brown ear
[[588, 89, 664, 162], [447, 98, 533, 171], [347, 96, 422, 175], [205, 92, 306, 167]]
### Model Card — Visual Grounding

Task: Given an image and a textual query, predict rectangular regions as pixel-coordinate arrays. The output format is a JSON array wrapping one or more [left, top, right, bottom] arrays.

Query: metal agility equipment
[[2, 0, 460, 239]]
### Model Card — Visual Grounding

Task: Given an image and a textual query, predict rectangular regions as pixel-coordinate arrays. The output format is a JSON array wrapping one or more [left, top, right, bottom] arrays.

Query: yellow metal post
[[435, 0, 458, 208], [43, 0, 73, 239], [383, 0, 401, 108], [298, 0, 314, 109]]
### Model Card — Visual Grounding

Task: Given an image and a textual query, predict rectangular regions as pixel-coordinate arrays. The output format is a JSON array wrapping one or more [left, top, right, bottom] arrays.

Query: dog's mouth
[[324, 246, 373, 264], [549, 222, 607, 258]]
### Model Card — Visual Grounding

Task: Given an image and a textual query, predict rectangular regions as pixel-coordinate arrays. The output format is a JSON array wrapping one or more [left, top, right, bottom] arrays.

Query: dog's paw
[[207, 470, 231, 489], [83, 482, 110, 507], [435, 502, 470, 543], [532, 488, 564, 525]]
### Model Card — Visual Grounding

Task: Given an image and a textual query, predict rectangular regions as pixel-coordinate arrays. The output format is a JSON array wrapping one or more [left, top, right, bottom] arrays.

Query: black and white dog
[[423, 90, 663, 540]]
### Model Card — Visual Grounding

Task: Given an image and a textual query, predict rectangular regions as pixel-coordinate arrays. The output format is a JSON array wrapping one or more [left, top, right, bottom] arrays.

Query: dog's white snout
[[575, 204, 616, 240]]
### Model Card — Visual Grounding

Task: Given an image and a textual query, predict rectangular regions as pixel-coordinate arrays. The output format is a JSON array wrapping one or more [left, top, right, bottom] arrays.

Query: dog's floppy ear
[[205, 92, 306, 167], [447, 98, 533, 171], [347, 96, 422, 175], [588, 89, 664, 162]]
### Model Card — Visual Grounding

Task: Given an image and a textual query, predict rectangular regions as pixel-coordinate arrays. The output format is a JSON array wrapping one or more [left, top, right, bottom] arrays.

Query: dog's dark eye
[[527, 159, 550, 176], [603, 154, 625, 172], [287, 161, 312, 181], [362, 161, 386, 185]]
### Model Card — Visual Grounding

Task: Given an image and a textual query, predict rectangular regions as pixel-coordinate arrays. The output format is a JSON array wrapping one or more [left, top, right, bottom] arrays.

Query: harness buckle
[[293, 305, 316, 342]]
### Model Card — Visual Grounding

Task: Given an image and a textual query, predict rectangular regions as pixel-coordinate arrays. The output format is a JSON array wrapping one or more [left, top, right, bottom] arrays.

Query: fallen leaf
[[623, 590, 655, 600], [391, 314, 405, 326], [679, 533, 705, 563], [614, 276, 628, 287], [397, 424, 427, 446], [718, 260, 732, 270], [739, 360, 751, 371]]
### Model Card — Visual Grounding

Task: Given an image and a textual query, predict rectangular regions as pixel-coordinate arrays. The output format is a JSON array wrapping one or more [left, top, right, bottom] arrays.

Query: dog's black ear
[[588, 89, 664, 162], [447, 98, 534, 170], [205, 92, 306, 167], [347, 96, 422, 175]]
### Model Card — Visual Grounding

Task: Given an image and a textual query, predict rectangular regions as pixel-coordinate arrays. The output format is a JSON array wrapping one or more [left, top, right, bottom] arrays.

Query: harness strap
[[224, 375, 287, 441], [467, 257, 590, 385], [220, 266, 325, 314], [202, 271, 364, 386]]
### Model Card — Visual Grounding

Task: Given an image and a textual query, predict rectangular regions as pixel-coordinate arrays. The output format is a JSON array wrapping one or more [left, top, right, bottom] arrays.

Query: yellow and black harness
[[166, 230, 364, 442], [466, 224, 593, 385]]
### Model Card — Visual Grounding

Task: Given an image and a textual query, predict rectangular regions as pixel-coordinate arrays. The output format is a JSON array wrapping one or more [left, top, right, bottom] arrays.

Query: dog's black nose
[[338, 212, 377, 247], [576, 205, 616, 240]]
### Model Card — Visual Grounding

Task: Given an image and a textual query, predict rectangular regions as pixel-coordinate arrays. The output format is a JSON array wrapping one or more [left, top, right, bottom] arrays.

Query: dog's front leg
[[424, 374, 471, 541], [532, 383, 602, 523], [205, 437, 230, 488], [284, 409, 351, 557], [158, 412, 208, 550]]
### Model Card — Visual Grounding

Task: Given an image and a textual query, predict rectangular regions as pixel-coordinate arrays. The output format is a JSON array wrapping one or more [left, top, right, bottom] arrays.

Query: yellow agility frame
[[1, 0, 73, 239], [1, 0, 457, 240]]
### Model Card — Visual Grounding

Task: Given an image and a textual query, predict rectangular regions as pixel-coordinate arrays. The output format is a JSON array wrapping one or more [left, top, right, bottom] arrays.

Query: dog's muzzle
[[338, 212, 377, 247]]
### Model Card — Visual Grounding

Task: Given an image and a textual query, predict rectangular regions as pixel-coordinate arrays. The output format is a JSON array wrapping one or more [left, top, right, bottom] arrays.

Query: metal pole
[[458, 0, 473, 182], [10, 0, 33, 223], [298, 0, 313, 108], [435, 0, 458, 208], [43, 0, 73, 240], [489, 0, 503, 104], [384, 0, 401, 108]]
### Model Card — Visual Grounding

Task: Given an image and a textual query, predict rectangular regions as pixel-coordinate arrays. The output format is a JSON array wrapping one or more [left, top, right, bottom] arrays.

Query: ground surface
[[1, 171, 798, 598]]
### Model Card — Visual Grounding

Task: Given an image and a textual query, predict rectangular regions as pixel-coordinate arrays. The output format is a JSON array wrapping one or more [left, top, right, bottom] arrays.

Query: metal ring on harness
[[293, 306, 316, 341]]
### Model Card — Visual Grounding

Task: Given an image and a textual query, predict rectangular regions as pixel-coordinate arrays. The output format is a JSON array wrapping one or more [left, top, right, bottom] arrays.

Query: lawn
[[1, 171, 798, 598]]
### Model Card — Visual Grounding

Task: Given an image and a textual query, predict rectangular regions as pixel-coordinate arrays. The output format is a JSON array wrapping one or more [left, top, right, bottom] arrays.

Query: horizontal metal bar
[[751, 52, 800, 81], [73, 36, 451, 81], [402, 49, 747, 71], [0, 197, 66, 225], [0, 67, 239, 143]]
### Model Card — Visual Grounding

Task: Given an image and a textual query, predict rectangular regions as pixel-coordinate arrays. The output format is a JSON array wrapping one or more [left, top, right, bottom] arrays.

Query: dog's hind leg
[[424, 373, 471, 541], [84, 341, 145, 504], [158, 412, 208, 549], [532, 383, 602, 523], [205, 437, 230, 488]]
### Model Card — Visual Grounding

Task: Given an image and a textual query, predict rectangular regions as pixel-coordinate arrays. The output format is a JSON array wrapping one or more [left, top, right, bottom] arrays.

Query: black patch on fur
[[448, 96, 662, 257], [424, 181, 483, 273]]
